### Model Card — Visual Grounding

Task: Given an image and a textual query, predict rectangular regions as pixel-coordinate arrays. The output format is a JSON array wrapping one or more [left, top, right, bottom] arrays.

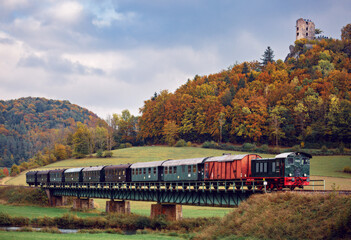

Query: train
[[26, 152, 311, 191]]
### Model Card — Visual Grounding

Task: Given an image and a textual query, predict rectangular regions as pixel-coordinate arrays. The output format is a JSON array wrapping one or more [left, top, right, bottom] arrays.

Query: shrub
[[0, 212, 12, 226], [202, 141, 211, 148], [125, 143, 132, 148], [242, 143, 256, 151], [103, 151, 113, 158], [96, 149, 103, 158], [291, 145, 301, 152], [321, 145, 328, 153], [258, 144, 269, 153], [187, 141, 192, 147], [343, 166, 351, 173], [175, 139, 187, 147]]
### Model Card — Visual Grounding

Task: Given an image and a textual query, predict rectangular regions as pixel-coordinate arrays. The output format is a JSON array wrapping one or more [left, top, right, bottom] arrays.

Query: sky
[[0, 0, 350, 118]]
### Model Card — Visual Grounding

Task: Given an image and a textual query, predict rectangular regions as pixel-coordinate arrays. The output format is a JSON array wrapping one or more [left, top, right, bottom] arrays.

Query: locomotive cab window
[[287, 158, 294, 164], [303, 158, 310, 165]]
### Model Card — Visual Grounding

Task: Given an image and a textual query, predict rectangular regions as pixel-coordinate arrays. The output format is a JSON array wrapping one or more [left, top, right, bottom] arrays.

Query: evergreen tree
[[261, 46, 275, 66]]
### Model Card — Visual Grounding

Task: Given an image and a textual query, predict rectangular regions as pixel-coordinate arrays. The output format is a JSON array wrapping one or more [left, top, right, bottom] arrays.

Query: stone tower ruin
[[296, 18, 315, 40]]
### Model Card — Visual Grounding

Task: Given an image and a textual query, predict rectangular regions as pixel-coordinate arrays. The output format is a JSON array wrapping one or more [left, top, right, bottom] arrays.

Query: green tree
[[341, 23, 351, 40], [261, 46, 275, 66], [268, 106, 288, 146], [315, 28, 323, 35], [72, 122, 91, 158]]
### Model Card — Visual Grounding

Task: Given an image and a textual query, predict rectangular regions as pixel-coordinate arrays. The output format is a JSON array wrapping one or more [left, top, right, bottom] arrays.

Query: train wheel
[[236, 186, 241, 190], [247, 186, 252, 190], [290, 186, 295, 191]]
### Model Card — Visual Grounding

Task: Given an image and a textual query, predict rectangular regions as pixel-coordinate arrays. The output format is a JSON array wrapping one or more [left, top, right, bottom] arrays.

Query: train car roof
[[49, 169, 66, 174], [82, 166, 105, 172], [104, 164, 131, 170], [37, 170, 50, 174], [162, 157, 208, 166], [275, 152, 312, 159], [26, 171, 38, 176], [205, 154, 260, 162], [65, 167, 84, 173], [130, 161, 166, 168]]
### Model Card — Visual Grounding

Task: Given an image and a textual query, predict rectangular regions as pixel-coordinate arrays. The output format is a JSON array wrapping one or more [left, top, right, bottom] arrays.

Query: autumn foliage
[[139, 38, 351, 148]]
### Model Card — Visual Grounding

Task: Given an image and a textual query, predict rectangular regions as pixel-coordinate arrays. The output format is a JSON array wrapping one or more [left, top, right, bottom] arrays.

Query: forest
[[0, 97, 100, 167], [138, 37, 351, 149]]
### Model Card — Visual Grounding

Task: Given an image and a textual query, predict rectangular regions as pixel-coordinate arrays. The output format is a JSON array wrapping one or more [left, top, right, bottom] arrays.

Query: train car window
[[288, 158, 294, 164], [260, 163, 263, 172], [154, 167, 156, 174], [139, 168, 142, 175], [132, 169, 135, 175], [169, 167, 173, 174], [174, 167, 177, 174], [188, 166, 191, 173], [256, 162, 259, 173], [165, 167, 168, 174], [143, 168, 146, 174], [193, 165, 196, 173], [148, 168, 151, 174], [272, 162, 276, 172], [264, 162, 267, 173]]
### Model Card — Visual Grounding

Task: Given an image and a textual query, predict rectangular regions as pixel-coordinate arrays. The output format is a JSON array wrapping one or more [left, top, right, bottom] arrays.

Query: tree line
[[138, 29, 351, 149]]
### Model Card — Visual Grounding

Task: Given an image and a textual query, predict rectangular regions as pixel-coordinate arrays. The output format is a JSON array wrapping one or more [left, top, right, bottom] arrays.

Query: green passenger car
[[162, 158, 208, 182], [130, 161, 165, 182]]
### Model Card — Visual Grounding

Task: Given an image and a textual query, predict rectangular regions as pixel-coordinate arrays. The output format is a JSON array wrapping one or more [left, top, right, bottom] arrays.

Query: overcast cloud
[[0, 0, 350, 118]]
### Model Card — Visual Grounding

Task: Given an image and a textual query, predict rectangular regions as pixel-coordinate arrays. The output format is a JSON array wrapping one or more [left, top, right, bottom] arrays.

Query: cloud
[[47, 1, 84, 24], [0, 0, 29, 10], [90, 1, 137, 27]]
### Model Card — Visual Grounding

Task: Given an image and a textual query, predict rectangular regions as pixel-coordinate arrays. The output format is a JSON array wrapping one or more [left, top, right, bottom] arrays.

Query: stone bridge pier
[[45, 189, 68, 207], [151, 203, 182, 221], [106, 200, 131, 214]]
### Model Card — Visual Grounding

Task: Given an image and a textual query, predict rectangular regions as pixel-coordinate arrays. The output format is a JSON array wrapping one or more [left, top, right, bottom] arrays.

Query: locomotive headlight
[[303, 173, 306, 177], [289, 173, 292, 177]]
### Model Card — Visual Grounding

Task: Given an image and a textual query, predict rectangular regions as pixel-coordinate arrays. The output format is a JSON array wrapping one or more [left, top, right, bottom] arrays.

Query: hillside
[[139, 38, 351, 149], [0, 97, 100, 167]]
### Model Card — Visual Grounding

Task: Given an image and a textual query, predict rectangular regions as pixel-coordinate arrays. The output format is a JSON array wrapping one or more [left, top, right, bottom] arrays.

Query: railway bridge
[[43, 180, 263, 220]]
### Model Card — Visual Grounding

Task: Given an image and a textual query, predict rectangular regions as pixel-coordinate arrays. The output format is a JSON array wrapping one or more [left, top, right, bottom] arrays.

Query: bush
[[242, 143, 256, 151], [175, 139, 187, 147], [258, 144, 269, 153], [125, 143, 132, 148], [0, 186, 48, 206], [321, 145, 328, 153], [96, 149, 103, 158], [202, 141, 218, 149], [103, 151, 113, 158], [343, 166, 351, 173], [291, 145, 301, 152], [187, 141, 192, 147]]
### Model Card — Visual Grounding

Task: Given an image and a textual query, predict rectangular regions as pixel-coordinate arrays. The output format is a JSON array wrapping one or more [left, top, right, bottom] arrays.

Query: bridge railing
[[39, 179, 267, 193]]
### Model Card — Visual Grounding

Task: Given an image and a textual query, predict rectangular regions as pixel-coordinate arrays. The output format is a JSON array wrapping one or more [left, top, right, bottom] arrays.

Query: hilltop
[[0, 97, 100, 167], [139, 38, 351, 149]]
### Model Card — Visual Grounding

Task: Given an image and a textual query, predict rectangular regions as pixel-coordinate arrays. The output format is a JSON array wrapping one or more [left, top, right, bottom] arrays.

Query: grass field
[[0, 231, 182, 240], [0, 204, 100, 218]]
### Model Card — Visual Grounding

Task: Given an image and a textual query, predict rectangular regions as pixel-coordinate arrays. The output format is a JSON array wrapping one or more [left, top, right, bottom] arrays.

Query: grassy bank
[[196, 192, 351, 240], [0, 231, 182, 240]]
